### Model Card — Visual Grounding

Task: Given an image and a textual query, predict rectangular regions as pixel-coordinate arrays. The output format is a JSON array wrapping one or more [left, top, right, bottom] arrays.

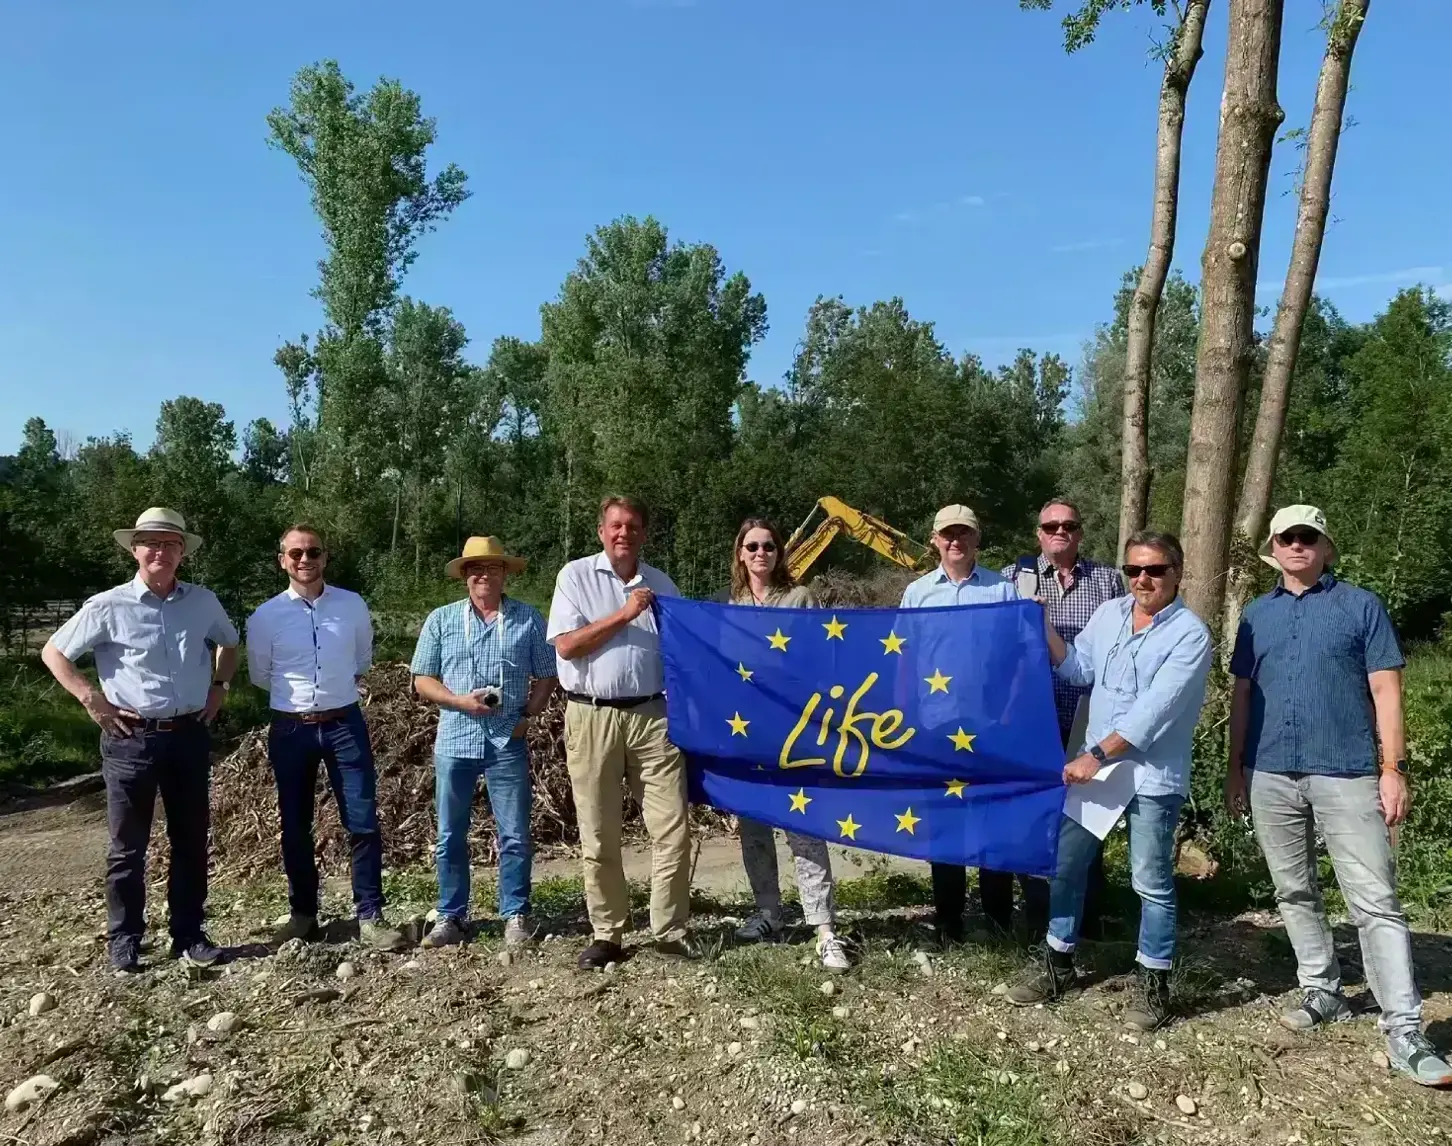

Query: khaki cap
[[1260, 504, 1335, 570], [932, 504, 980, 534], [445, 536, 528, 579], [113, 507, 203, 556]]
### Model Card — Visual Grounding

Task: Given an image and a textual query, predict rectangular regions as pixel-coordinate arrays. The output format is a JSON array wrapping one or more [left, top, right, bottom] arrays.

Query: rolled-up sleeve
[[546, 568, 587, 643], [245, 605, 272, 690], [1054, 633, 1096, 688], [50, 598, 107, 661], [410, 612, 443, 678], [1115, 625, 1213, 751]]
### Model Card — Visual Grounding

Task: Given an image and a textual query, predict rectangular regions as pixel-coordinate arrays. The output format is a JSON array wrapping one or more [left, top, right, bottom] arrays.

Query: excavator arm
[[784, 496, 934, 582]]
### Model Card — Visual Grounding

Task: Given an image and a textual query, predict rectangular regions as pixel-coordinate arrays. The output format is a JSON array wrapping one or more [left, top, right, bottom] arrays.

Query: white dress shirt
[[246, 584, 373, 713], [546, 551, 679, 699]]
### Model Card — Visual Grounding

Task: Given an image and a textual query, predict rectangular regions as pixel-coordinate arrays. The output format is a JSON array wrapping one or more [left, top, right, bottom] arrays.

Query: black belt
[[564, 691, 663, 710], [138, 712, 201, 731], [273, 704, 357, 725]]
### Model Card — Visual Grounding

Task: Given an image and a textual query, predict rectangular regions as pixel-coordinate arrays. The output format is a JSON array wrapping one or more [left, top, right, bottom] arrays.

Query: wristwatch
[[1382, 757, 1408, 775], [1088, 744, 1108, 764], [212, 679, 231, 691]]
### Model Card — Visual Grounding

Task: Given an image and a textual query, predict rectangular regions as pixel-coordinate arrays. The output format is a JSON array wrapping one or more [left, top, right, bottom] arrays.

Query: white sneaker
[[734, 912, 784, 942], [817, 932, 851, 972], [503, 914, 535, 948]]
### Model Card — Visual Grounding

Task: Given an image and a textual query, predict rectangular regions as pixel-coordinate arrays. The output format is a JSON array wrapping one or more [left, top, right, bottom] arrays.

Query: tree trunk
[[1221, 0, 1368, 644], [1118, 0, 1212, 561], [390, 483, 401, 556], [1179, 0, 1285, 630]]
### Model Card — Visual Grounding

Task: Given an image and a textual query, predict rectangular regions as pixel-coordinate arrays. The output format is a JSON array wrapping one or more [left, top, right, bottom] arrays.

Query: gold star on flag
[[736, 662, 754, 682], [944, 778, 968, 798], [727, 712, 750, 737], [880, 631, 906, 654], [767, 628, 791, 651], [822, 615, 847, 640], [925, 669, 952, 694], [895, 807, 921, 835], [948, 727, 976, 752], [836, 814, 861, 841], [789, 788, 811, 814]]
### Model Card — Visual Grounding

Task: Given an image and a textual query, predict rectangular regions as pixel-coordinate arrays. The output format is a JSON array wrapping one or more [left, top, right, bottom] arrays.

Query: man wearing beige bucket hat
[[42, 508, 239, 973], [410, 537, 557, 948], [1228, 505, 1452, 1086]]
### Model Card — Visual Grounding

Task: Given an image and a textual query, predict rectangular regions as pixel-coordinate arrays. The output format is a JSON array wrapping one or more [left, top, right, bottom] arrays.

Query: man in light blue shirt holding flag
[[411, 537, 557, 948]]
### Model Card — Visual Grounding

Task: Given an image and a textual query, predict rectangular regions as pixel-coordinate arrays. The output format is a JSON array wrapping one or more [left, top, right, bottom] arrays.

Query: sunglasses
[[1122, 563, 1173, 580], [1039, 520, 1082, 535], [1275, 528, 1322, 547], [286, 547, 324, 561], [743, 541, 778, 554]]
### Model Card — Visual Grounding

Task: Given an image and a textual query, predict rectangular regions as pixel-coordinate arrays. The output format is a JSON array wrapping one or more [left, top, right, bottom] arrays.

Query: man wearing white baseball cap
[[42, 507, 239, 973], [1227, 504, 1452, 1086], [900, 503, 1017, 942]]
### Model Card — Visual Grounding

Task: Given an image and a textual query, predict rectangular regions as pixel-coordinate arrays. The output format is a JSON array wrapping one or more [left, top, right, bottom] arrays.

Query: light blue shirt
[[410, 596, 557, 757], [49, 576, 239, 718], [1056, 595, 1212, 798], [900, 564, 1017, 609]]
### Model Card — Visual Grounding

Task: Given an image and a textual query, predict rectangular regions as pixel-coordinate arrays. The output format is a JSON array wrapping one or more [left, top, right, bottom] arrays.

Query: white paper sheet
[[1063, 759, 1137, 840]]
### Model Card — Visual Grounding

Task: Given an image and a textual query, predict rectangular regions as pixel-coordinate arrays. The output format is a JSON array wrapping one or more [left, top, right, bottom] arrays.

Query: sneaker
[[271, 913, 320, 945], [816, 931, 851, 973], [1006, 946, 1077, 1007], [172, 933, 223, 967], [359, 915, 409, 953], [420, 916, 468, 949], [110, 934, 143, 974], [578, 939, 625, 971], [654, 935, 701, 961], [503, 914, 535, 948], [1387, 1031, 1452, 1087], [1123, 966, 1172, 1032], [734, 912, 784, 943], [1279, 987, 1352, 1031]]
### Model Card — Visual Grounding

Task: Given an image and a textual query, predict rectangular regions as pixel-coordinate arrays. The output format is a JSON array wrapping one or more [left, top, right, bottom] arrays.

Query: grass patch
[[834, 861, 933, 910], [715, 944, 847, 1062], [0, 657, 98, 785]]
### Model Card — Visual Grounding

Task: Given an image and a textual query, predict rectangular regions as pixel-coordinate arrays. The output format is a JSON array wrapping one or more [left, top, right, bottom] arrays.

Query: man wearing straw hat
[[411, 536, 557, 949], [1226, 505, 1452, 1086], [42, 507, 239, 972], [247, 524, 408, 953]]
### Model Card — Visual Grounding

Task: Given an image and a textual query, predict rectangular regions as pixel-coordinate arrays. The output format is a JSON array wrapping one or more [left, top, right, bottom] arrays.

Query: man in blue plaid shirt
[[411, 537, 558, 948], [1001, 498, 1125, 939]]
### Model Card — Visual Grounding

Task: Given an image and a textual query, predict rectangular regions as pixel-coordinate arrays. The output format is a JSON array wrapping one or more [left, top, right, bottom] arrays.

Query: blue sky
[[3, 0, 1448, 452]]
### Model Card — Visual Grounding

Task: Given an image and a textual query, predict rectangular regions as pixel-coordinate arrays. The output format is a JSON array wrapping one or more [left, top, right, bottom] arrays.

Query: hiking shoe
[[172, 933, 223, 967], [735, 912, 784, 942], [578, 939, 625, 970], [110, 934, 142, 974], [1006, 947, 1077, 1007], [503, 914, 535, 948], [1387, 1031, 1452, 1087], [1279, 987, 1352, 1031], [421, 916, 468, 949], [655, 935, 702, 961], [271, 913, 320, 945], [1123, 966, 1172, 1032], [359, 915, 409, 953], [817, 931, 851, 973]]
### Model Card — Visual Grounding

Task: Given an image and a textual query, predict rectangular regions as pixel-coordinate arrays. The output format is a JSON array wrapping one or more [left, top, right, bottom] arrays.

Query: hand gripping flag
[[656, 598, 1066, 877]]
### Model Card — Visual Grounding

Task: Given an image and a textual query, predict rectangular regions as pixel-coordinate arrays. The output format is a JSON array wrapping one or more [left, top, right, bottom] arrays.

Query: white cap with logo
[[1260, 504, 1334, 570]]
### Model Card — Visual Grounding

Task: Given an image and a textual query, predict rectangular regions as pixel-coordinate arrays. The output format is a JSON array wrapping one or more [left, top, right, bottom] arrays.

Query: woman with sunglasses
[[727, 517, 850, 972]]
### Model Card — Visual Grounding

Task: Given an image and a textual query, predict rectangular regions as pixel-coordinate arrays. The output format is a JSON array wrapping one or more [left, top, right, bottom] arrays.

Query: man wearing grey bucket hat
[[42, 507, 239, 973], [1227, 504, 1452, 1087]]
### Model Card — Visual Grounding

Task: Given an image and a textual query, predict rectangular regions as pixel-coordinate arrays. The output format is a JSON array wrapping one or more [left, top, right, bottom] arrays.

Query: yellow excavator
[[784, 496, 935, 582]]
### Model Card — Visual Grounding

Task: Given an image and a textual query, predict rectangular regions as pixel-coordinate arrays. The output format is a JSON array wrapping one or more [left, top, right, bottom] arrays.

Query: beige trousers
[[563, 699, 691, 943]]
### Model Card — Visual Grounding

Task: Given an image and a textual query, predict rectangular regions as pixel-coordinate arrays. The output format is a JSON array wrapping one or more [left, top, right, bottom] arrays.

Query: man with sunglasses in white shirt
[[248, 525, 407, 953]]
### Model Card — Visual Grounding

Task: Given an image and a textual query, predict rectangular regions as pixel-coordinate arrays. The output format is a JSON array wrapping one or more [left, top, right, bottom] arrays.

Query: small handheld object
[[472, 686, 502, 708], [1014, 555, 1037, 600]]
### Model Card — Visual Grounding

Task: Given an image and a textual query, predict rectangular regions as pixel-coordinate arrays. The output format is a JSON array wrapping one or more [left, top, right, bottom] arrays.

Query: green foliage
[[0, 660, 98, 785]]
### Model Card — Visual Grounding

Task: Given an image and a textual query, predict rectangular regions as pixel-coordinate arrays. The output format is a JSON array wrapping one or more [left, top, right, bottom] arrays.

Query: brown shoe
[[1006, 947, 1077, 1007], [359, 916, 409, 953], [1122, 966, 1172, 1032], [577, 939, 624, 970]]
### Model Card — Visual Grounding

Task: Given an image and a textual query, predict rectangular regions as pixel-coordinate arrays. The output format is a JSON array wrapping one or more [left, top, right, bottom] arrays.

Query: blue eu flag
[[656, 598, 1066, 877]]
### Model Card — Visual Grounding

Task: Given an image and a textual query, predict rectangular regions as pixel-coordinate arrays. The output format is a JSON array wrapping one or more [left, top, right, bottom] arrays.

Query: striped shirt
[[410, 596, 557, 757], [1230, 573, 1404, 777], [1002, 555, 1126, 735]]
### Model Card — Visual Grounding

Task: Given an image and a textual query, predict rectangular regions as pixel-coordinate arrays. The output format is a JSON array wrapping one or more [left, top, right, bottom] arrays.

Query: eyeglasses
[[285, 547, 324, 561], [1039, 520, 1082, 535], [743, 541, 777, 554], [465, 564, 506, 577], [1122, 563, 1173, 580], [1275, 528, 1322, 547], [135, 538, 182, 553]]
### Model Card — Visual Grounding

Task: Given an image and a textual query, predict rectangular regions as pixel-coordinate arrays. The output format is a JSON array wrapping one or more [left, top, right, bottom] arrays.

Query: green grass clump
[[0, 657, 97, 785]]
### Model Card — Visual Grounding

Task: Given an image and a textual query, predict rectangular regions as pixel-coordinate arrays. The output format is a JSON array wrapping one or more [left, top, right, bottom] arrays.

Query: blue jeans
[[1046, 793, 1184, 970], [269, 706, 385, 919], [435, 741, 532, 921]]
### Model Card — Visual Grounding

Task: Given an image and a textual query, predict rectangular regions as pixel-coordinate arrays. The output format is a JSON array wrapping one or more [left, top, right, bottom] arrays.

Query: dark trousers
[[268, 705, 385, 919], [101, 720, 211, 944]]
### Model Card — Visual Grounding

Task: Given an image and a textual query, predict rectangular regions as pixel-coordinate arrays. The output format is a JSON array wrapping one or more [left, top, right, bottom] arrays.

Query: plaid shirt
[[1001, 555, 1126, 735], [410, 596, 556, 757]]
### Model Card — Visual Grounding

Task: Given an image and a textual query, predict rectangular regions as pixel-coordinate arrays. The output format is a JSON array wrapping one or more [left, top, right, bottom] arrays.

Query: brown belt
[[274, 704, 357, 725]]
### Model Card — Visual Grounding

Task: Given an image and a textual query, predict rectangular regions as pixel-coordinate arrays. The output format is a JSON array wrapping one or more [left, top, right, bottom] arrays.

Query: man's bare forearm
[[42, 643, 96, 706], [212, 645, 238, 683], [1228, 678, 1251, 771], [414, 674, 465, 711], [553, 609, 631, 661], [526, 677, 557, 716], [1369, 669, 1406, 764]]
